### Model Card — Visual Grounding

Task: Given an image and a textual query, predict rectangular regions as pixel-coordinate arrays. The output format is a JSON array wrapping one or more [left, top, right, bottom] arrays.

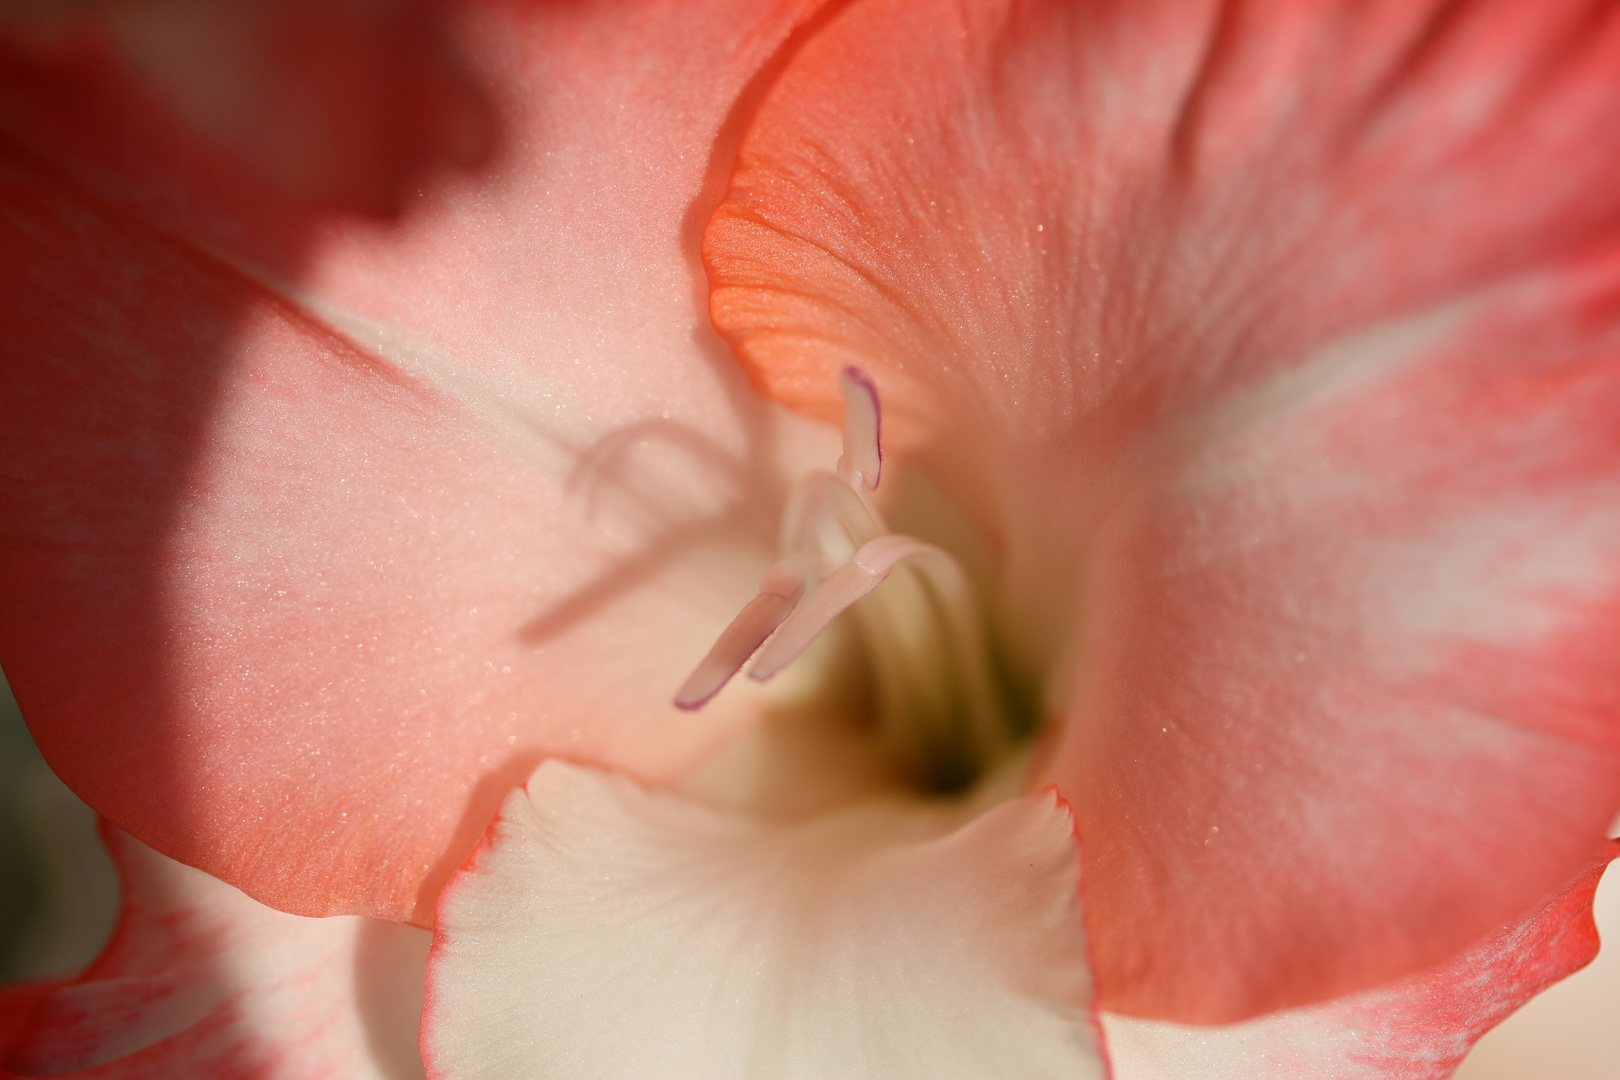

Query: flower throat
[[676, 368, 1029, 792]]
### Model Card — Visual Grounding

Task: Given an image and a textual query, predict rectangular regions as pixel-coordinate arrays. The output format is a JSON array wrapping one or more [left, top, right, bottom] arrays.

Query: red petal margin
[[703, 0, 1620, 1022], [1, 826, 430, 1080], [1104, 847, 1619, 1080]]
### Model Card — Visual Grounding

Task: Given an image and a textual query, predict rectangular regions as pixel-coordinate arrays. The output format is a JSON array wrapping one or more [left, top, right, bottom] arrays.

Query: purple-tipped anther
[[673, 560, 807, 710], [747, 534, 933, 683], [838, 366, 882, 490]]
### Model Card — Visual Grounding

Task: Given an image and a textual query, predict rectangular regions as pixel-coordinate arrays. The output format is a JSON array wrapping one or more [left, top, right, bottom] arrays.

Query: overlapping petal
[[703, 0, 1620, 1020], [2, 827, 429, 1079], [7, 0, 1618, 1062], [1053, 259, 1620, 1020], [0, 0, 834, 925]]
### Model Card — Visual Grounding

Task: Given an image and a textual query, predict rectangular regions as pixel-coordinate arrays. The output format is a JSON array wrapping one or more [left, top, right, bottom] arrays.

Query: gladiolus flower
[[2, 0, 1619, 1077]]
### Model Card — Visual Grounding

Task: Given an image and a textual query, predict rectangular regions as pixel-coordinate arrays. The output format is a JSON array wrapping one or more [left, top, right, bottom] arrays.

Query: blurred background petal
[[0, 668, 116, 984]]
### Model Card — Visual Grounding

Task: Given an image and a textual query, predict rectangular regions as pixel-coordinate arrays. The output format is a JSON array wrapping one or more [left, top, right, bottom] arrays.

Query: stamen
[[747, 534, 935, 684], [673, 560, 806, 710], [676, 365, 1019, 791], [673, 363, 1019, 790], [836, 366, 882, 491], [780, 471, 886, 560], [846, 541, 1013, 789]]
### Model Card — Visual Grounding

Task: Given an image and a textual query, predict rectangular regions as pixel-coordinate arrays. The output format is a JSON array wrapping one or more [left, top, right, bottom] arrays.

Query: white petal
[[425, 760, 1104, 1080]]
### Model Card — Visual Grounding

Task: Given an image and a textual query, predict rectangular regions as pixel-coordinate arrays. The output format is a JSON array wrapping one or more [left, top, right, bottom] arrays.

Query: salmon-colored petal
[[709, 0, 1620, 447], [2, 827, 430, 1079], [703, 0, 1620, 1021], [1054, 258, 1620, 1020], [705, 0, 1620, 664], [0, 0, 832, 925], [1104, 844, 1618, 1080], [424, 762, 1103, 1080]]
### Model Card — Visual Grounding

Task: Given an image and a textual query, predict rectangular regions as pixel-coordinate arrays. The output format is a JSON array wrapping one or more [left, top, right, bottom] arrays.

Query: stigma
[[676, 367, 1020, 790]]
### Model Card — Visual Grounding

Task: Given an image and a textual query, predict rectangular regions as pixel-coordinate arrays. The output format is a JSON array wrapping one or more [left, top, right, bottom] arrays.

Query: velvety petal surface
[[2, 826, 430, 1080], [423, 761, 1102, 1080], [1052, 260, 1620, 1021], [0, 0, 833, 925], [1104, 844, 1617, 1080], [704, 0, 1620, 1020]]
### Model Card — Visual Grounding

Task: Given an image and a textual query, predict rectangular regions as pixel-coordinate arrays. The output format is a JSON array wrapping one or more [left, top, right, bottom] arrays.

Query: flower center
[[677, 368, 1031, 793]]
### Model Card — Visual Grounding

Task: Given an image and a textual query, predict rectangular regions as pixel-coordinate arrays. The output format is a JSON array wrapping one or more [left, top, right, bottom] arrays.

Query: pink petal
[[1104, 844, 1619, 1080], [424, 761, 1104, 1079], [703, 0, 1620, 1019], [0, 0, 831, 924], [709, 0, 1620, 445], [1, 826, 430, 1079], [1052, 263, 1620, 1019]]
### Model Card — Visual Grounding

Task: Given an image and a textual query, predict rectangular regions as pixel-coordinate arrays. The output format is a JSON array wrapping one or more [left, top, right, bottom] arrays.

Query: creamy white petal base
[[424, 760, 1103, 1080]]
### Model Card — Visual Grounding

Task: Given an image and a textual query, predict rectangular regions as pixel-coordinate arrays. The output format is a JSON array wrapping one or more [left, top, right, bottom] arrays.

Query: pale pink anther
[[673, 560, 806, 709], [747, 533, 933, 684], [838, 366, 882, 490]]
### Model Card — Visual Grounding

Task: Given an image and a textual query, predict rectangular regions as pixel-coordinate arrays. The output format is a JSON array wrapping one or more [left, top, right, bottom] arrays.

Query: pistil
[[676, 367, 1023, 791]]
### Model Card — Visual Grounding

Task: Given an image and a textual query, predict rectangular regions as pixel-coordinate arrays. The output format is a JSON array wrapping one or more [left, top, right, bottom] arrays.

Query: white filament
[[837, 366, 882, 491], [674, 559, 807, 710], [673, 365, 1014, 782], [748, 535, 937, 683]]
